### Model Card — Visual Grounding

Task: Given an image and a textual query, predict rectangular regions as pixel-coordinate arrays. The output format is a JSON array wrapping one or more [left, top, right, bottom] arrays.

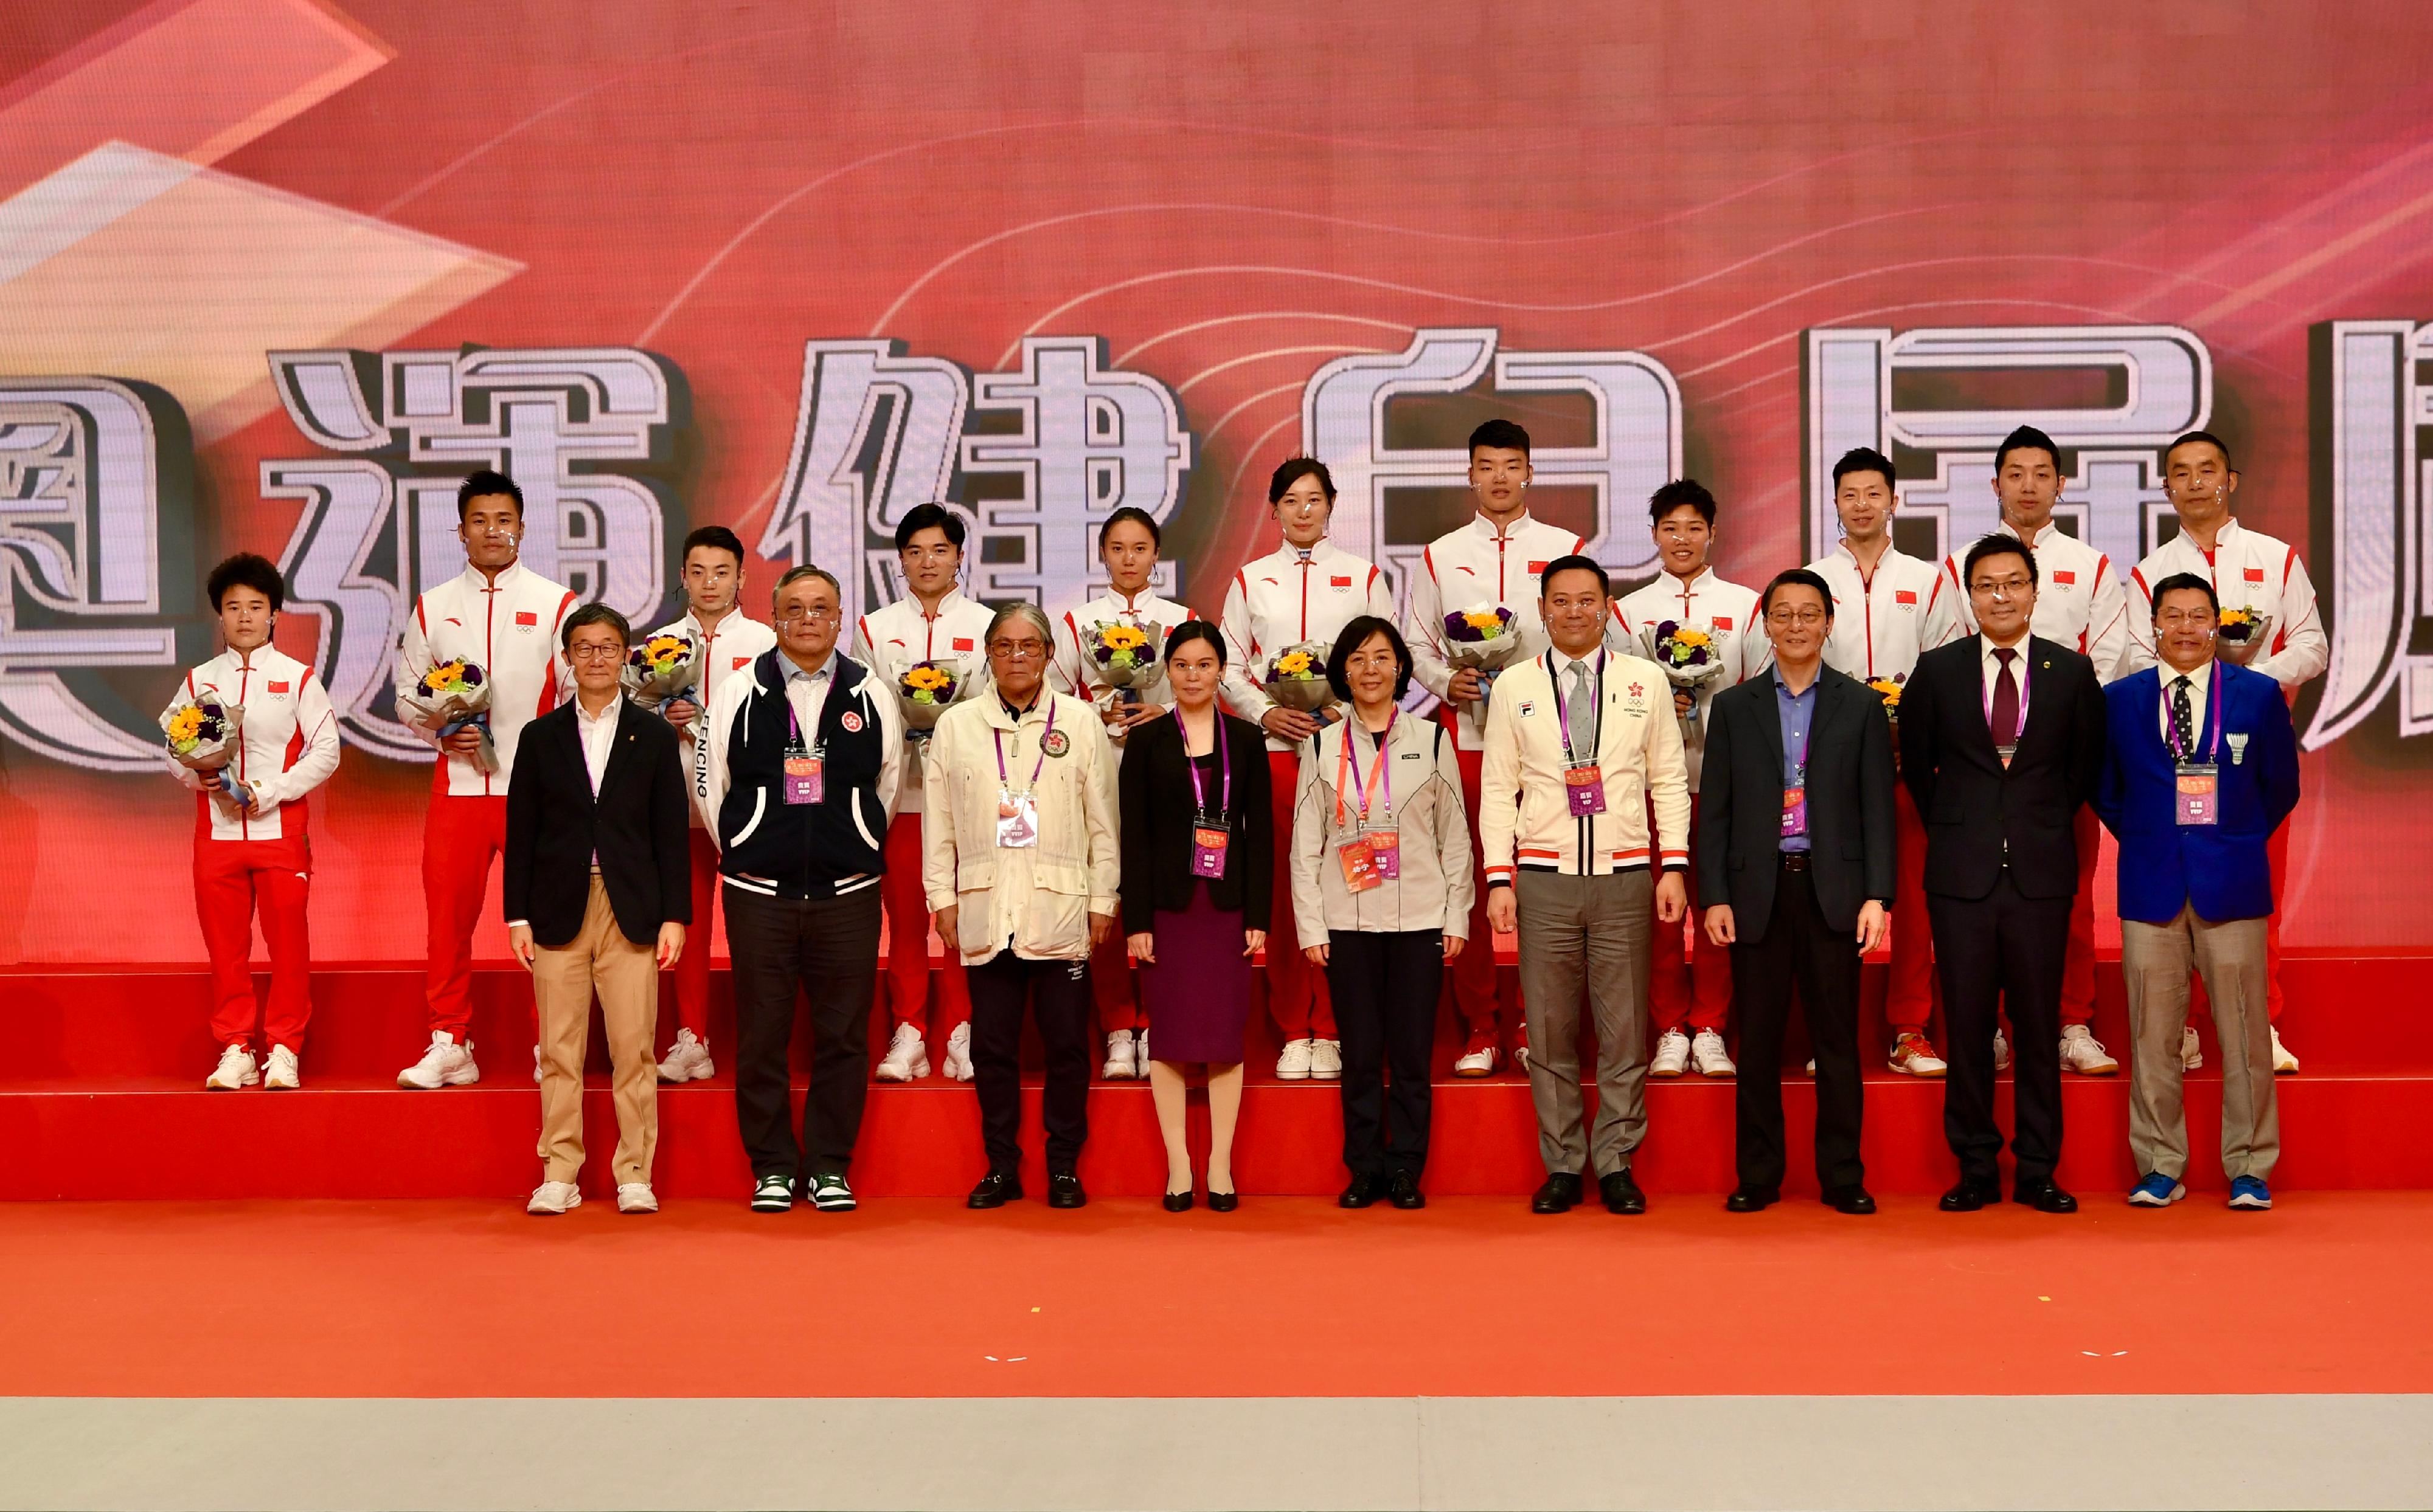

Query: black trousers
[[1729, 859, 1864, 1191], [727, 883, 881, 1182], [1929, 869, 2072, 1186], [968, 948, 1094, 1174], [1325, 929, 1442, 1178]]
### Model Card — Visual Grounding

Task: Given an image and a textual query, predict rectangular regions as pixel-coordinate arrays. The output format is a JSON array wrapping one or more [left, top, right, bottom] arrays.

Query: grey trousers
[[2121, 904, 2279, 1182], [1516, 870, 1654, 1177]]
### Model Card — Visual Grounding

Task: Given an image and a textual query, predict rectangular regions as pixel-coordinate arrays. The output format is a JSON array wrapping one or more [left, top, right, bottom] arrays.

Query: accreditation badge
[[783, 753, 824, 805], [1364, 827, 1402, 880], [996, 788, 1040, 848], [1780, 785, 1808, 838], [1338, 836, 1383, 893], [1190, 822, 1230, 879], [2174, 763, 2218, 827], [1564, 763, 1606, 816]]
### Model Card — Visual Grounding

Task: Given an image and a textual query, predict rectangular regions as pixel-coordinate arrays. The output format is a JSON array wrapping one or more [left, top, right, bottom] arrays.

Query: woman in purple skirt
[[1119, 621, 1272, 1210]]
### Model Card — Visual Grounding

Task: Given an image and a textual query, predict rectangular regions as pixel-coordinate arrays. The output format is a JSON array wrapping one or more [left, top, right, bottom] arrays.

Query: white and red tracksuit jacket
[[1404, 512, 1588, 753], [1609, 567, 1771, 792], [2124, 518, 2327, 690], [395, 561, 577, 796], [1049, 585, 1195, 764], [1218, 539, 1397, 753], [165, 647, 341, 841], [850, 587, 997, 816], [1943, 518, 2133, 682], [648, 607, 779, 826], [1806, 542, 1962, 687]]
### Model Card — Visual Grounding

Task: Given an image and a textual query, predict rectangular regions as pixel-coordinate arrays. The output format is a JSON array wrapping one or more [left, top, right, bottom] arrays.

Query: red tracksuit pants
[[423, 794, 507, 1042], [1449, 747, 1520, 1046], [1648, 792, 1732, 1036], [196, 831, 313, 1052], [668, 826, 722, 1042], [881, 812, 970, 1039], [1265, 749, 1335, 1041]]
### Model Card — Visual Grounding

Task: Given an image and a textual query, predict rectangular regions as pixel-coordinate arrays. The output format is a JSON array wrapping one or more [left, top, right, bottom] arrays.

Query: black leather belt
[[1779, 851, 1811, 872]]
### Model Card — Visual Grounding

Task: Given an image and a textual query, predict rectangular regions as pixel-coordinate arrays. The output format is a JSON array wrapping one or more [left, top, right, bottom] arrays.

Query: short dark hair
[[206, 552, 285, 614], [1761, 568, 1835, 620], [771, 563, 841, 609], [1468, 418, 1530, 457], [2149, 571, 2219, 618], [1961, 533, 2039, 590], [2164, 430, 2233, 470], [1322, 615, 1412, 703], [1539, 553, 1610, 599], [456, 469, 522, 521], [1268, 456, 1336, 504], [1831, 446, 1897, 493], [1649, 478, 1716, 528], [1993, 425, 2061, 476], [560, 602, 631, 651], [1161, 620, 1226, 667], [895, 502, 966, 552], [682, 524, 746, 566], [1098, 505, 1162, 552]]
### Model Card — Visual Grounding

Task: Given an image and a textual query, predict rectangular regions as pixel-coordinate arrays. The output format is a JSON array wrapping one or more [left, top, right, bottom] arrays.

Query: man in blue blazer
[[2095, 572, 2299, 1212]]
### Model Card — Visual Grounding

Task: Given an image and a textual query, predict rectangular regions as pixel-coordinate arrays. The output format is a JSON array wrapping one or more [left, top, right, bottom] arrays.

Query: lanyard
[[1550, 650, 1605, 765], [1183, 711, 1232, 819], [1334, 709, 1395, 827], [1980, 642, 2032, 743], [991, 701, 1057, 792], [2163, 673, 2223, 763]]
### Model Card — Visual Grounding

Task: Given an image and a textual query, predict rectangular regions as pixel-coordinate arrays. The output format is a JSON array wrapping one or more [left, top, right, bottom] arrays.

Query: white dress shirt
[[2156, 658, 2214, 749]]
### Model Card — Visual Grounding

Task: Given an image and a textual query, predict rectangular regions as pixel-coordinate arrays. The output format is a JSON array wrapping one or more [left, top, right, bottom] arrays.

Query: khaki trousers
[[533, 876, 658, 1186], [2121, 904, 2278, 1183], [1516, 870, 1653, 1178]]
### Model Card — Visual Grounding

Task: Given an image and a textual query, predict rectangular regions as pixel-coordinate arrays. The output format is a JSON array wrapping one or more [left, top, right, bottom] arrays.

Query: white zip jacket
[[850, 588, 998, 815], [692, 648, 903, 866], [1943, 518, 2133, 682], [1805, 542, 1961, 685], [394, 561, 577, 797], [649, 608, 779, 826], [1609, 567, 1771, 792], [921, 692, 1119, 961], [1048, 586, 1195, 764], [1405, 512, 1589, 752], [164, 647, 341, 842], [1217, 540, 1396, 752], [1478, 648, 1692, 887], [1289, 712, 1473, 947], [2124, 518, 2327, 688]]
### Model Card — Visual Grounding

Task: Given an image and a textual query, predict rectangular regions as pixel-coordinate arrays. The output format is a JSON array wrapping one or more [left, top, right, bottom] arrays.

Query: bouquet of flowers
[[160, 693, 246, 802], [1263, 641, 1338, 713], [2215, 606, 2271, 667], [400, 659, 498, 774], [898, 660, 960, 732], [1442, 602, 1527, 711], [1083, 619, 1166, 704], [1650, 620, 1729, 735], [623, 629, 700, 712]]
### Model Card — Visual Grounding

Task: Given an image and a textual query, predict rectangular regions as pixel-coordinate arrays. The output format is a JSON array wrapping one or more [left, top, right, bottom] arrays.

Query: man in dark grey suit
[[1699, 569, 1895, 1215]]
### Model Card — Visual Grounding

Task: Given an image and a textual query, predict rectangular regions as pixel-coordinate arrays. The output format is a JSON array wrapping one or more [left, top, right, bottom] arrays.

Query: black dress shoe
[[1340, 1172, 1383, 1209], [2013, 1177, 2078, 1213], [1046, 1171, 1087, 1209], [1206, 1189, 1238, 1213], [1387, 1170, 1426, 1209], [1724, 1184, 1779, 1213], [1940, 1177, 2001, 1212], [1531, 1172, 1583, 1213], [1600, 1170, 1647, 1215], [1162, 1188, 1194, 1213], [967, 1170, 1022, 1209], [1822, 1184, 1877, 1215]]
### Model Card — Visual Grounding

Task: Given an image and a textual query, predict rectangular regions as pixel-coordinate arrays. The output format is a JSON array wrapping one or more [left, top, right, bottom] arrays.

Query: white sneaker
[[1276, 1038, 1315, 1080], [1689, 1030, 1736, 1078], [1993, 1028, 2011, 1072], [616, 1182, 658, 1214], [205, 1044, 257, 1090], [1649, 1028, 1691, 1078], [1804, 1058, 1817, 1077], [1102, 1030, 1137, 1080], [1133, 1029, 1151, 1078], [263, 1044, 300, 1091], [1310, 1038, 1343, 1080], [875, 1024, 929, 1082], [2060, 1025, 2120, 1075], [657, 1028, 714, 1083], [526, 1180, 581, 1215], [398, 1032, 479, 1089], [944, 1021, 974, 1081], [1887, 1033, 1947, 1078], [1451, 1044, 1498, 1077], [2271, 1027, 2299, 1075], [2181, 1025, 2204, 1071]]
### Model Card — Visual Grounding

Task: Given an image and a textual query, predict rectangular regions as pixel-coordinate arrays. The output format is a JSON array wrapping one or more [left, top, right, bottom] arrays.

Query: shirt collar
[[988, 690, 1048, 727], [1283, 538, 1331, 566], [785, 653, 834, 684], [574, 693, 620, 726], [2161, 659, 2213, 697], [463, 560, 522, 594], [1662, 565, 1718, 595], [1468, 510, 1535, 542], [1771, 662, 1820, 698], [914, 588, 967, 621]]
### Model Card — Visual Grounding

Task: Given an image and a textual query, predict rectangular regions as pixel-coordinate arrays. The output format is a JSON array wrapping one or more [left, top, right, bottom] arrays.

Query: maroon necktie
[[1990, 647, 2020, 751]]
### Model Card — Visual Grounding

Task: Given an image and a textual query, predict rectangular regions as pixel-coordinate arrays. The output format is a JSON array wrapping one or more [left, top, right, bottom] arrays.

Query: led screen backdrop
[[4, 0, 2432, 964]]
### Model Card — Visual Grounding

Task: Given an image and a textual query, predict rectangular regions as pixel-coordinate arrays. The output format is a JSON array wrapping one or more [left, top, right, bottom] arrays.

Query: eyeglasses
[[2156, 609, 2218, 628], [988, 640, 1049, 661], [1765, 608, 1826, 628], [566, 644, 625, 662], [1970, 576, 2033, 598], [776, 606, 840, 623]]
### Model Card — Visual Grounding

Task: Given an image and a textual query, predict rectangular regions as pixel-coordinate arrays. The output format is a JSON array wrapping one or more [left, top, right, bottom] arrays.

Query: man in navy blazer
[[2095, 572, 2299, 1212]]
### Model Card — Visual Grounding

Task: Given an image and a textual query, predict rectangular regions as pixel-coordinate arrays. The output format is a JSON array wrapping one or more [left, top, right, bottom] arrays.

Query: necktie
[[2171, 675, 2194, 754], [1566, 660, 1594, 759], [1990, 647, 2020, 751]]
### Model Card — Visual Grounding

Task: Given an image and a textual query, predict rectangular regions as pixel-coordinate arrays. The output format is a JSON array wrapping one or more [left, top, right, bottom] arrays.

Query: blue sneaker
[[2228, 1175, 2273, 1210], [2127, 1172, 2185, 1207]]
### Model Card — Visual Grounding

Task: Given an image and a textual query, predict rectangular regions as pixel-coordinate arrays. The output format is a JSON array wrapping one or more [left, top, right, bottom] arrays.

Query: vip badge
[[841, 710, 864, 733], [1041, 729, 1071, 758]]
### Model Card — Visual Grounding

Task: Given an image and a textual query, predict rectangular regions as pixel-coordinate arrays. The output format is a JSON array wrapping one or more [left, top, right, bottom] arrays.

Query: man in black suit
[[505, 603, 692, 1216], [1901, 534, 2107, 1213], [1700, 569, 1895, 1215]]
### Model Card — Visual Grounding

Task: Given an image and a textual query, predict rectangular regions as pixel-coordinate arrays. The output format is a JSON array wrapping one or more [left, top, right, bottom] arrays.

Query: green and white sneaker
[[751, 1174, 794, 1213], [808, 1173, 856, 1212]]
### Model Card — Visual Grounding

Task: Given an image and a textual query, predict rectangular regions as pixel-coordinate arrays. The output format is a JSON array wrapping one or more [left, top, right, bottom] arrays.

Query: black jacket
[[709, 650, 893, 900], [504, 696, 693, 948], [1898, 634, 2108, 902], [1117, 708, 1272, 934], [1698, 665, 1897, 943]]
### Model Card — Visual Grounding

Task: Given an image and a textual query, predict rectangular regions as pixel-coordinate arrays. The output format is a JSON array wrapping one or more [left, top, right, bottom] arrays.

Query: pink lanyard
[[1335, 710, 1394, 827], [1184, 713, 1232, 819], [1550, 650, 1605, 765], [2162, 674, 2223, 763], [991, 701, 1057, 791]]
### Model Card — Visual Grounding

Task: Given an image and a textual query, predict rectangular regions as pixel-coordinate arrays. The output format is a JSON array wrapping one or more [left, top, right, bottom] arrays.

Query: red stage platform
[[8, 952, 2429, 1202]]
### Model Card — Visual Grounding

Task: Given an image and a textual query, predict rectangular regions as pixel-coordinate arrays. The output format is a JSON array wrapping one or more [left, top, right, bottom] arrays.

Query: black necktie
[[2171, 675, 2194, 754]]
